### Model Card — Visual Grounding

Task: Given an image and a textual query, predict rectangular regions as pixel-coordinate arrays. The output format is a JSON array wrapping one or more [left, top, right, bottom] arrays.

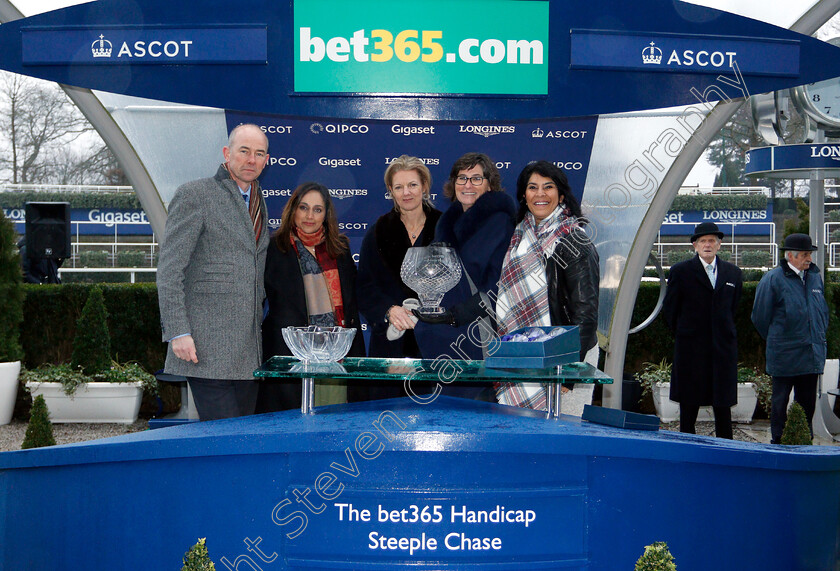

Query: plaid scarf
[[291, 228, 345, 327], [496, 205, 579, 410]]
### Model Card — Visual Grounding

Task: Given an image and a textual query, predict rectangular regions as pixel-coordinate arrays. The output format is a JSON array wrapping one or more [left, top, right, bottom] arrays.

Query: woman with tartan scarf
[[495, 161, 600, 412], [257, 182, 366, 413]]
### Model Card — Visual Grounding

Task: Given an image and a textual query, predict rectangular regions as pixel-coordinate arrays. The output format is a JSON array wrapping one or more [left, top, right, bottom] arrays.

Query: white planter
[[652, 382, 757, 424], [26, 381, 143, 424], [0, 361, 21, 425]]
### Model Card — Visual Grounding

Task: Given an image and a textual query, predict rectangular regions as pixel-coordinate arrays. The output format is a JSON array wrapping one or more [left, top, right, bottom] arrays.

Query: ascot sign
[[4, 0, 840, 119], [21, 26, 267, 64]]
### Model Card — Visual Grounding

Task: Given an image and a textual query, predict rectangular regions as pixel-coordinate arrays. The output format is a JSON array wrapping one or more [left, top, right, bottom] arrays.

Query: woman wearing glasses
[[414, 152, 517, 398]]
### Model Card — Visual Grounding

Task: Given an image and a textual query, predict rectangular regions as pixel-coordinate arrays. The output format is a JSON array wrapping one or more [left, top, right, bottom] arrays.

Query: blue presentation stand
[[1, 397, 839, 570]]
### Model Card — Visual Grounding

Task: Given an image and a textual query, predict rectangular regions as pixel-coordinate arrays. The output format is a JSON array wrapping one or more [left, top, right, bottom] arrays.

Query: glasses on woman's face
[[454, 175, 485, 186]]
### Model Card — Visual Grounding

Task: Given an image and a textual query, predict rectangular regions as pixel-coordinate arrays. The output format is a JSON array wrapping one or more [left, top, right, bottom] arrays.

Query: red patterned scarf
[[291, 227, 346, 327]]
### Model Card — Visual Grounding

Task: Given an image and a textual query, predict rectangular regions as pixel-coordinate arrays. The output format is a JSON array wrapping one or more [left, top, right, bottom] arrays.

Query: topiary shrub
[[0, 209, 24, 362], [21, 395, 56, 449], [71, 286, 111, 375], [781, 401, 813, 445], [182, 538, 215, 570], [635, 541, 677, 570]]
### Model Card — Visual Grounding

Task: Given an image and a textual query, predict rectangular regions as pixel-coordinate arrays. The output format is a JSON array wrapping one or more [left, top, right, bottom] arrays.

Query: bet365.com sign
[[294, 0, 548, 95]]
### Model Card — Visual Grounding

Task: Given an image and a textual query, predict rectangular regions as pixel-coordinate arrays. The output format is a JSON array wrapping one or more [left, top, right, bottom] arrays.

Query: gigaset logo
[[391, 125, 436, 136]]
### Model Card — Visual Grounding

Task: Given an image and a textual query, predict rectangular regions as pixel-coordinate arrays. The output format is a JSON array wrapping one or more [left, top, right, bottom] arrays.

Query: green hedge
[[80, 250, 110, 268], [21, 283, 166, 373], [669, 194, 767, 212], [740, 250, 772, 267], [0, 191, 141, 209], [625, 281, 840, 374], [117, 250, 147, 267], [18, 281, 840, 380]]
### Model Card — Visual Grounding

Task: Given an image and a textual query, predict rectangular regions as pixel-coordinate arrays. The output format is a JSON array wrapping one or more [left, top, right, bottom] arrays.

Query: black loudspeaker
[[25, 202, 71, 259]]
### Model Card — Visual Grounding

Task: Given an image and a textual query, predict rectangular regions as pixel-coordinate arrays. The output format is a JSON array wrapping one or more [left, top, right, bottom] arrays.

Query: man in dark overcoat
[[662, 222, 743, 438]]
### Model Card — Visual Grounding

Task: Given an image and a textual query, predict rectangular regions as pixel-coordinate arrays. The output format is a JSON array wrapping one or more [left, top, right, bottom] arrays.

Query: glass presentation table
[[255, 356, 613, 418]]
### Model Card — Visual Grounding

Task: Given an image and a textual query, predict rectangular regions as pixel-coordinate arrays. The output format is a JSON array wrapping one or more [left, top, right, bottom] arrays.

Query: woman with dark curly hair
[[258, 181, 365, 412], [495, 160, 599, 411]]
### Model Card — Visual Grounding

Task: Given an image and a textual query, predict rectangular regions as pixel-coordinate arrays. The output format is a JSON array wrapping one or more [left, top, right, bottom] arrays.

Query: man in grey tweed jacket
[[157, 124, 270, 420]]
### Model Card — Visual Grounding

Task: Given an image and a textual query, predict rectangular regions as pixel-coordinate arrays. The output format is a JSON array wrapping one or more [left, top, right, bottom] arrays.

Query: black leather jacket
[[546, 228, 600, 360]]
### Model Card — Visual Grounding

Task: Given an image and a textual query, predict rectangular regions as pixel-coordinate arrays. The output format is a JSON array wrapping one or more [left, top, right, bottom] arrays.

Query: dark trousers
[[187, 377, 258, 421], [770, 374, 818, 444], [680, 404, 733, 439]]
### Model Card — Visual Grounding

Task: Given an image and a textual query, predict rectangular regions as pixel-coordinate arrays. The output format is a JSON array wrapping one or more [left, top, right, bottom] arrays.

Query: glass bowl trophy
[[400, 243, 462, 314]]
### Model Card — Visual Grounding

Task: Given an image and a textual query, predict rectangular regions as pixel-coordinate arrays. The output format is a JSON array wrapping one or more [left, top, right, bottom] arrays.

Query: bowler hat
[[690, 222, 724, 242], [781, 233, 818, 251]]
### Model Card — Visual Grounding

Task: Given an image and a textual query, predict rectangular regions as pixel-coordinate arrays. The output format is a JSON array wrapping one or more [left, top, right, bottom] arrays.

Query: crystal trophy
[[400, 243, 462, 314]]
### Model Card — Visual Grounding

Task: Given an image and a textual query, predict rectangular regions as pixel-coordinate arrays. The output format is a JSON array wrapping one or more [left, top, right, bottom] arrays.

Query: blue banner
[[746, 143, 840, 177], [3, 207, 153, 236], [660, 205, 774, 236], [224, 114, 599, 260], [571, 30, 799, 76], [22, 26, 267, 65], [1, 0, 840, 119]]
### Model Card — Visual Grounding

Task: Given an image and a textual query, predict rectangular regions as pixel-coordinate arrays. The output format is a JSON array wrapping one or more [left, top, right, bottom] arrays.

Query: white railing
[[654, 221, 777, 267], [57, 267, 156, 284], [66, 220, 157, 269], [677, 185, 770, 195], [0, 184, 133, 193]]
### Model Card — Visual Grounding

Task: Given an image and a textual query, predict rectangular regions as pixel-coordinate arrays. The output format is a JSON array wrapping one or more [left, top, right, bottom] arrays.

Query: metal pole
[[601, 0, 840, 408]]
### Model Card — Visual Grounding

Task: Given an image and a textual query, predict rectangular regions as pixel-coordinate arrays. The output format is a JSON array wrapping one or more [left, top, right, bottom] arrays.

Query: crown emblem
[[642, 42, 662, 65], [531, 127, 544, 138], [91, 34, 112, 58]]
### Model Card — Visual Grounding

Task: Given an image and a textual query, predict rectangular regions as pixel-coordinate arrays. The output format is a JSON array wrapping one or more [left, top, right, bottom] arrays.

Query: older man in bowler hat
[[752, 233, 829, 443], [663, 222, 743, 438]]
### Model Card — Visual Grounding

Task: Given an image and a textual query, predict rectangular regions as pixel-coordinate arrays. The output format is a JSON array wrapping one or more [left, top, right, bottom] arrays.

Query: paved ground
[[0, 419, 147, 452], [0, 417, 836, 453]]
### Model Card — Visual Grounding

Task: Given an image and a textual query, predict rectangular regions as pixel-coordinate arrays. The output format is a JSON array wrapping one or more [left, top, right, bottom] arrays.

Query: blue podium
[[1, 393, 840, 570]]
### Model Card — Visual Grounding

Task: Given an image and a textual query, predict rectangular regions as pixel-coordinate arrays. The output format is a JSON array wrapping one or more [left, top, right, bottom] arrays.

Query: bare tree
[[0, 71, 119, 185]]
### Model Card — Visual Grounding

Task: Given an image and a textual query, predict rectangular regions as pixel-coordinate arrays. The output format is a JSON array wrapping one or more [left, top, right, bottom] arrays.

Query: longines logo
[[811, 145, 840, 161], [642, 42, 662, 65], [310, 123, 369, 134], [458, 125, 515, 138], [531, 128, 588, 139], [385, 157, 440, 165], [330, 188, 368, 199]]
